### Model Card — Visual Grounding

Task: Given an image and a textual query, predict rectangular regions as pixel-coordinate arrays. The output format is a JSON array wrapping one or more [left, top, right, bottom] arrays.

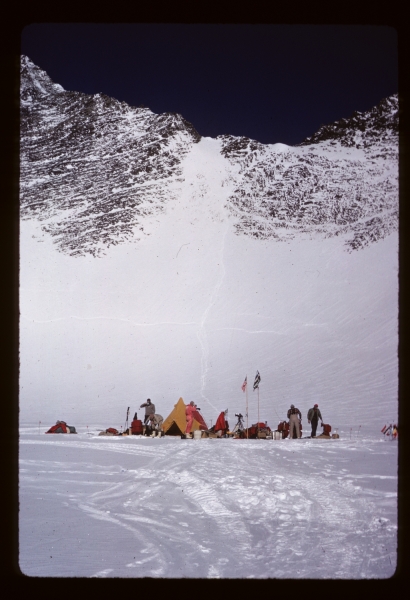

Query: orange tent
[[162, 398, 208, 436]]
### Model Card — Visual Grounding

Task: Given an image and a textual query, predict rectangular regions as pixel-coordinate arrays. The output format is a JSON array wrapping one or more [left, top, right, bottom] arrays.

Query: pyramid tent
[[162, 398, 208, 435]]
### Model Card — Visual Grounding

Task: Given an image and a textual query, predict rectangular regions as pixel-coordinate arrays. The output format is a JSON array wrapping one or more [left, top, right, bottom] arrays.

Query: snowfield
[[19, 426, 397, 579]]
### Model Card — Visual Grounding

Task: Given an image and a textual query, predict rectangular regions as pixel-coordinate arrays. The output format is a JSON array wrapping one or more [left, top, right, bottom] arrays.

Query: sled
[[201, 430, 218, 438], [245, 422, 272, 439]]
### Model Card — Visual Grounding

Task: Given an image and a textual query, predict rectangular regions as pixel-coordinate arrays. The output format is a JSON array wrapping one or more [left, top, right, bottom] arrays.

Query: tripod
[[232, 413, 245, 437]]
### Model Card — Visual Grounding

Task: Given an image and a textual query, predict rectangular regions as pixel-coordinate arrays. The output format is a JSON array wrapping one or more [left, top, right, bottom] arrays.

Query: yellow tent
[[162, 398, 205, 436]]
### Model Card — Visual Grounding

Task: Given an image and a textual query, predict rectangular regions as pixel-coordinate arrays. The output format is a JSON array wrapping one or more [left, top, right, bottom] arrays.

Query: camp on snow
[[43, 402, 338, 440]]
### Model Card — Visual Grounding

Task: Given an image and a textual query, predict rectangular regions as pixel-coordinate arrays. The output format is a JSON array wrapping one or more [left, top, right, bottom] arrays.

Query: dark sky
[[21, 24, 398, 145]]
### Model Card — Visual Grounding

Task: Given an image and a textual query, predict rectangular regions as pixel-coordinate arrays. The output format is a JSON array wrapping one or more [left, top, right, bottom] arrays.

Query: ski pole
[[357, 425, 361, 438], [39, 420, 41, 435]]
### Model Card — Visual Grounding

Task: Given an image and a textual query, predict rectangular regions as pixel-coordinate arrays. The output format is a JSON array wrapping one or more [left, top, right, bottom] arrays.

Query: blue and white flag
[[253, 371, 261, 390]]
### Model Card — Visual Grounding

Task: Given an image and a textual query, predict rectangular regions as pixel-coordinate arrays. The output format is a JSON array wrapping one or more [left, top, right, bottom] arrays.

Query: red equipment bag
[[131, 419, 143, 434], [277, 421, 289, 438], [322, 423, 332, 435], [278, 420, 302, 439]]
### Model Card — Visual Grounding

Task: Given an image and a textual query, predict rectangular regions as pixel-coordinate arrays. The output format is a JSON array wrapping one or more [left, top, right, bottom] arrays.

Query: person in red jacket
[[185, 401, 197, 438], [214, 409, 229, 437]]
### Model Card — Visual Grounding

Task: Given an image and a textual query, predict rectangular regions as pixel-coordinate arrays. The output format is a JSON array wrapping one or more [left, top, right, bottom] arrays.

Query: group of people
[[139, 398, 326, 440], [139, 399, 164, 437], [140, 398, 204, 438], [286, 403, 324, 439]]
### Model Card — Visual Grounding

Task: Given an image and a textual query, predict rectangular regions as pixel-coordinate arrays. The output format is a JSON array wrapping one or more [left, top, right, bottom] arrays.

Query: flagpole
[[257, 386, 260, 437], [246, 382, 248, 438], [252, 371, 261, 438]]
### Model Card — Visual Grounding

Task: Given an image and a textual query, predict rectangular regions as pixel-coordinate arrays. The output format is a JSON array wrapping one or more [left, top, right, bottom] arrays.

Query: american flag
[[253, 371, 261, 390], [241, 376, 247, 392]]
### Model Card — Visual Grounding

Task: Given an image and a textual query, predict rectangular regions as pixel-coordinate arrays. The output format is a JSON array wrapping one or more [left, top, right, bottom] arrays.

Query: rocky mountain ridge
[[20, 55, 201, 257], [298, 95, 398, 150], [20, 55, 398, 256], [218, 94, 398, 250]]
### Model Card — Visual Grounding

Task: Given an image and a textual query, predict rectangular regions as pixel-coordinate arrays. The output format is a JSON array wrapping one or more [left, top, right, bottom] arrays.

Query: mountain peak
[[20, 55, 65, 101], [20, 55, 202, 257]]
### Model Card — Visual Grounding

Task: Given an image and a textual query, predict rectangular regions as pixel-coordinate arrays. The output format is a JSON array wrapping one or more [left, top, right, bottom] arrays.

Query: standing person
[[185, 401, 197, 438], [148, 413, 164, 437], [140, 399, 156, 424], [307, 403, 323, 438], [287, 404, 302, 439]]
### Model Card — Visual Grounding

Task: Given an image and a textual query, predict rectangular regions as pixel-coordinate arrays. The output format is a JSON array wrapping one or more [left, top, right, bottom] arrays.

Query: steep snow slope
[[20, 165, 397, 431], [19, 56, 398, 433]]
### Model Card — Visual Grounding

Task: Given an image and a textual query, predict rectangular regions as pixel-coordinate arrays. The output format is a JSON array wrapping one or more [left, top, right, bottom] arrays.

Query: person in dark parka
[[307, 403, 323, 437], [140, 399, 156, 424]]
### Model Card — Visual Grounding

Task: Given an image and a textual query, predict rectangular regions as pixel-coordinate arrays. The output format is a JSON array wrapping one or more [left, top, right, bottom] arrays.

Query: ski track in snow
[[176, 139, 236, 414], [20, 314, 197, 327], [19, 432, 397, 579], [197, 222, 229, 411]]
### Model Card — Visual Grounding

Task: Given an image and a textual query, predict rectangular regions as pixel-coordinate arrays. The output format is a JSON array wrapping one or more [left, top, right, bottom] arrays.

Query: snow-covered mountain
[[20, 55, 201, 257], [20, 55, 398, 256], [19, 56, 398, 432]]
